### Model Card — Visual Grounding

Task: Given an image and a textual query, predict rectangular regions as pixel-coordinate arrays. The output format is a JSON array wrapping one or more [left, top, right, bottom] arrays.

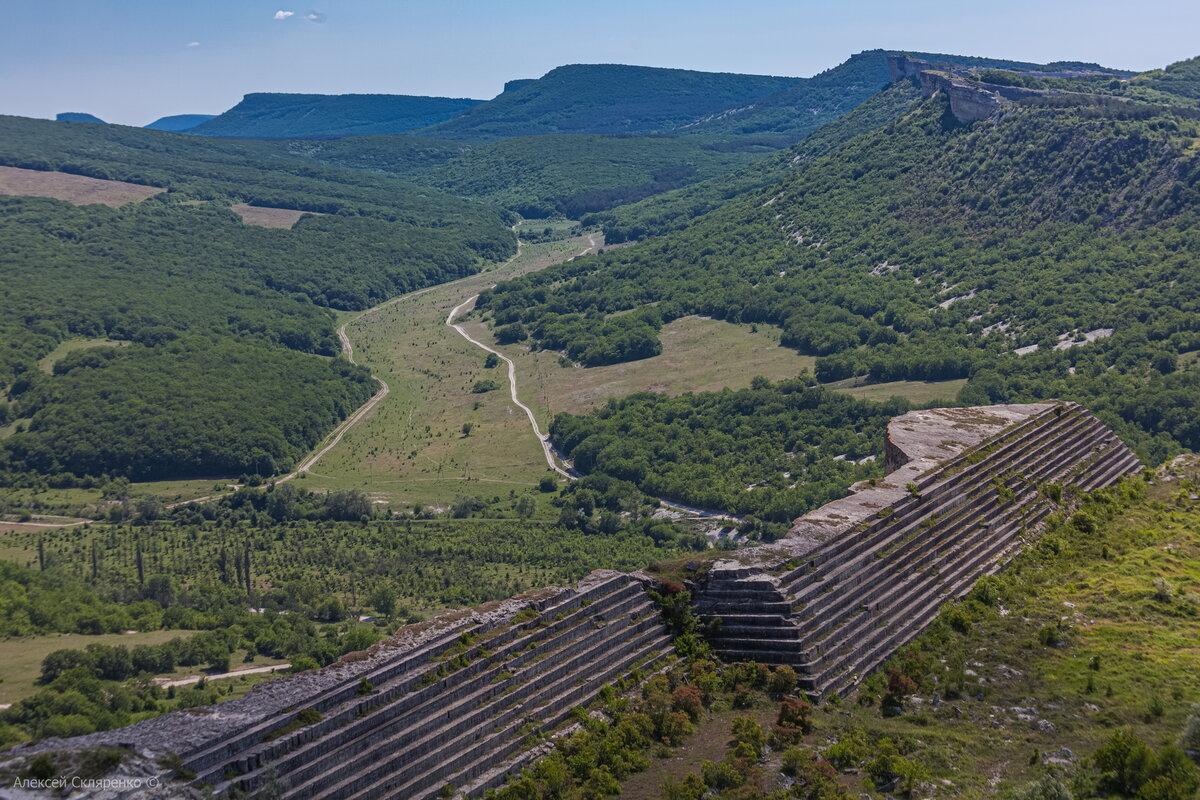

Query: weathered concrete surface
[[693, 401, 1141, 696]]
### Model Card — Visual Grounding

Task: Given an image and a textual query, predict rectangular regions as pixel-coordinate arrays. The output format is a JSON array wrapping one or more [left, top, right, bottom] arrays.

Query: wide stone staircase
[[182, 571, 672, 799], [694, 401, 1140, 697]]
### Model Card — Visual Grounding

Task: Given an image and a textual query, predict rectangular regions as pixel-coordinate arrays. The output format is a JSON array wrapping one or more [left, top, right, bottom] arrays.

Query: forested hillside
[[480, 59, 1200, 492], [287, 132, 763, 217], [0, 118, 515, 481], [584, 80, 923, 242], [190, 93, 482, 139]]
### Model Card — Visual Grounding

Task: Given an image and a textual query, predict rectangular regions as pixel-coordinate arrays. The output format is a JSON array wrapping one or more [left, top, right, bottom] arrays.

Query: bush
[[670, 685, 704, 722], [781, 747, 851, 800], [768, 665, 798, 698], [1182, 704, 1200, 760], [1093, 729, 1200, 798], [730, 716, 765, 760], [1013, 773, 1073, 800], [866, 738, 928, 796], [772, 695, 814, 746]]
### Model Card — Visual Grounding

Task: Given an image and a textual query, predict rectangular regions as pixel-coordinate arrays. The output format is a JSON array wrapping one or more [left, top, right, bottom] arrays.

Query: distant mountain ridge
[[191, 93, 483, 139], [421, 63, 805, 139], [145, 114, 215, 132], [56, 112, 106, 124]]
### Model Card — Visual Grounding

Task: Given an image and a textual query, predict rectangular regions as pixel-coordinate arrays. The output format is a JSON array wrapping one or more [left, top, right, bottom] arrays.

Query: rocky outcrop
[[693, 401, 1140, 696]]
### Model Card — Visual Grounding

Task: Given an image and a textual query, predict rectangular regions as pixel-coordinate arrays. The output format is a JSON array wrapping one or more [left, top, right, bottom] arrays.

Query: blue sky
[[2, 0, 1197, 125]]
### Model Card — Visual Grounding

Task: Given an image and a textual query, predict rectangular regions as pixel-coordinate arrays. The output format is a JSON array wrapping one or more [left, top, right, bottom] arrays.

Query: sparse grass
[[0, 165, 164, 207], [0, 630, 193, 706], [469, 315, 814, 431], [836, 377, 968, 404], [1180, 349, 1200, 370], [802, 470, 1200, 798]]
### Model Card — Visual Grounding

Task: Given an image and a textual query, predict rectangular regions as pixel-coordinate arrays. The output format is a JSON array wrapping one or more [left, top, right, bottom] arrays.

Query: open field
[[230, 203, 313, 229], [461, 315, 815, 431], [0, 165, 163, 206], [299, 235, 599, 508], [835, 377, 967, 404], [0, 630, 192, 706], [0, 479, 227, 524]]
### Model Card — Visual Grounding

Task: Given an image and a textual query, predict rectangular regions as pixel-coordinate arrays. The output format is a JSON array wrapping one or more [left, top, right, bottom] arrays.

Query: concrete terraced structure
[[0, 401, 1140, 798], [693, 401, 1141, 697], [1, 572, 674, 800]]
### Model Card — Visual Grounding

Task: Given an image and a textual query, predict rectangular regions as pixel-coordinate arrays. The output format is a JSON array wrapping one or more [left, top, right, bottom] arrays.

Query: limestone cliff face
[[918, 71, 1003, 123], [888, 53, 1095, 125]]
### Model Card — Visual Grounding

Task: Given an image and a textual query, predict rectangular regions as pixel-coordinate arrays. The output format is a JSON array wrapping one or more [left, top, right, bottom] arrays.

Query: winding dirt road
[[445, 235, 596, 478]]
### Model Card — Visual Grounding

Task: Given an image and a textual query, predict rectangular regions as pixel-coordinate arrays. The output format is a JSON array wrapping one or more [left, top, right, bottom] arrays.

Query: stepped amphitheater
[[0, 402, 1140, 798]]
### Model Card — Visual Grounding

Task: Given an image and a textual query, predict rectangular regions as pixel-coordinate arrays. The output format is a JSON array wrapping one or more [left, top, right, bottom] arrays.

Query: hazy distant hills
[[55, 112, 106, 124], [191, 93, 483, 139], [145, 113, 215, 132], [421, 64, 804, 139]]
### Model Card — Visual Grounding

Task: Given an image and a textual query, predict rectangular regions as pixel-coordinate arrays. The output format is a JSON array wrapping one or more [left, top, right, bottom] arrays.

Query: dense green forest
[[191, 92, 482, 139], [480, 65, 1200, 483], [287, 133, 764, 218], [551, 379, 897, 521], [5, 338, 376, 479], [0, 117, 516, 480], [0, 196, 504, 480]]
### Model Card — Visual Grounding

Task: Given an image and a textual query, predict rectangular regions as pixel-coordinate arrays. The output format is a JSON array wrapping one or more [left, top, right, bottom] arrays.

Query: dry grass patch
[[230, 203, 313, 229], [473, 315, 815, 428], [836, 378, 967, 404], [0, 166, 163, 207]]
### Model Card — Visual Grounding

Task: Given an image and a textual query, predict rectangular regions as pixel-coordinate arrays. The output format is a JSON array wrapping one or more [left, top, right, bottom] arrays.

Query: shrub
[[866, 738, 928, 796], [1182, 704, 1200, 760], [700, 758, 744, 790], [670, 685, 704, 722], [1093, 729, 1200, 798], [772, 695, 814, 746], [768, 665, 798, 698], [730, 716, 766, 760], [659, 774, 705, 800], [1013, 773, 1073, 800], [781, 747, 851, 800]]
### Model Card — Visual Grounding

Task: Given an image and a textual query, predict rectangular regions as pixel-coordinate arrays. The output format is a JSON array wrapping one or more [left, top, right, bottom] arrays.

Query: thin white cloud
[[186, 41, 200, 47], [304, 11, 326, 23], [273, 10, 294, 20]]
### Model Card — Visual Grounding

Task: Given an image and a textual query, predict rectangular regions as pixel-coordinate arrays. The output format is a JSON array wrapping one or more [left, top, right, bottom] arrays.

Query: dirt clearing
[[231, 203, 313, 229], [0, 165, 163, 206]]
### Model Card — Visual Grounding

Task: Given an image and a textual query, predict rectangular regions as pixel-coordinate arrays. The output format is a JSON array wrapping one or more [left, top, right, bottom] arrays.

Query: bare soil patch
[[230, 203, 313, 229], [0, 165, 164, 207]]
